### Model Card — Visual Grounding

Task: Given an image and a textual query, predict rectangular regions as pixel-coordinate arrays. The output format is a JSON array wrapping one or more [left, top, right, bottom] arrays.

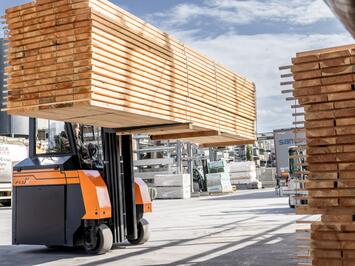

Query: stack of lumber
[[3, 0, 256, 146], [292, 44, 355, 266]]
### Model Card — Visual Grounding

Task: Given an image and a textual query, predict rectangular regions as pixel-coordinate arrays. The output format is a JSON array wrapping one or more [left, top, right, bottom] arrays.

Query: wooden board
[[292, 43, 355, 266], [3, 0, 256, 145]]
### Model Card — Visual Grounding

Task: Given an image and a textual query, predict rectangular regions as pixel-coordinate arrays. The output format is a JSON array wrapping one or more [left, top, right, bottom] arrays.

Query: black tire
[[0, 199, 11, 207], [128, 218, 150, 245], [289, 196, 295, 208], [85, 224, 113, 255], [149, 187, 157, 201]]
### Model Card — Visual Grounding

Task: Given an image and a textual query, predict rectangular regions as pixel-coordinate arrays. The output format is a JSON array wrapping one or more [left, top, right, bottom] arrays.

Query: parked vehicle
[[282, 146, 308, 208], [0, 142, 27, 206]]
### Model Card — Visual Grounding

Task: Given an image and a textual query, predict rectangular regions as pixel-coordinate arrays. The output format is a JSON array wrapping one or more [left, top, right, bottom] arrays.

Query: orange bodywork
[[135, 178, 152, 213], [13, 169, 72, 186], [13, 169, 111, 220], [13, 170, 152, 219], [78, 170, 111, 220]]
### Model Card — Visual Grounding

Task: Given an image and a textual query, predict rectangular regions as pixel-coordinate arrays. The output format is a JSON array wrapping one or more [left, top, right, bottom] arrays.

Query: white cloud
[[166, 30, 353, 132], [150, 0, 334, 27]]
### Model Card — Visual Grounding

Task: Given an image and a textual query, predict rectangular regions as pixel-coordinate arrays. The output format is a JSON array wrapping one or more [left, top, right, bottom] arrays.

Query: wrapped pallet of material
[[206, 173, 233, 193], [229, 161, 261, 189], [3, 0, 257, 147], [229, 161, 256, 173], [155, 186, 191, 200], [229, 161, 257, 185], [207, 159, 230, 173], [154, 174, 191, 199], [229, 171, 257, 181], [256, 167, 276, 188]]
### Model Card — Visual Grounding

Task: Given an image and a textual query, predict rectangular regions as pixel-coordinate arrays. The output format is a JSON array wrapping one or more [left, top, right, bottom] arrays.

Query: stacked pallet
[[3, 0, 256, 146], [206, 173, 233, 193], [292, 44, 355, 266], [154, 174, 191, 199], [229, 161, 257, 185]]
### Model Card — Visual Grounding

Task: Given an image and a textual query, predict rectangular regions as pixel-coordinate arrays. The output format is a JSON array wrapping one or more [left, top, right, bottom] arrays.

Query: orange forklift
[[12, 118, 152, 254]]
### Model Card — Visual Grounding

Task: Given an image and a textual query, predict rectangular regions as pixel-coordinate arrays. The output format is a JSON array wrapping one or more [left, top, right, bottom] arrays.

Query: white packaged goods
[[208, 160, 228, 169], [208, 178, 232, 187], [230, 172, 257, 180], [208, 160, 230, 173], [0, 143, 28, 183], [206, 173, 230, 185], [206, 172, 231, 180], [154, 174, 190, 187], [229, 161, 256, 173], [236, 181, 262, 189], [154, 174, 191, 199], [230, 178, 257, 185], [206, 173, 232, 193], [207, 183, 233, 193], [228, 161, 258, 187], [156, 186, 191, 199], [256, 167, 276, 187]]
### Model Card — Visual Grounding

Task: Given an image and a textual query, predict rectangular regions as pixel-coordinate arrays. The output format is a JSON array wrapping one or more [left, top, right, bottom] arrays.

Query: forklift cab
[[12, 118, 151, 254]]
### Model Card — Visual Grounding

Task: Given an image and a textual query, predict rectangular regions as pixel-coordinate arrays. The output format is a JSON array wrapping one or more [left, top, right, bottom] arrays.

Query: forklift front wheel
[[289, 196, 295, 209], [0, 199, 11, 207], [85, 224, 113, 255], [128, 218, 150, 245]]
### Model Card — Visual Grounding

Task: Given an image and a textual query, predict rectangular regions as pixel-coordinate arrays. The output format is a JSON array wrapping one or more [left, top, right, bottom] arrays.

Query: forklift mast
[[101, 129, 137, 242]]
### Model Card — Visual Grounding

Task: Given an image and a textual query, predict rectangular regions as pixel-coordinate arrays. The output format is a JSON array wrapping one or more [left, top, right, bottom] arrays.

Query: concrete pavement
[[0, 189, 299, 266]]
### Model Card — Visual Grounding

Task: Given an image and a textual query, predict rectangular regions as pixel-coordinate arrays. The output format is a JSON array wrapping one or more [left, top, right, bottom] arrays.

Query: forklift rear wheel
[[0, 199, 11, 207], [128, 218, 150, 245], [289, 196, 295, 208], [85, 224, 113, 255]]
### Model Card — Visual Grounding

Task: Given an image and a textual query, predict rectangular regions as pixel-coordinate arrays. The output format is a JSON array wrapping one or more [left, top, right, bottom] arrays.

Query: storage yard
[[0, 189, 298, 266], [0, 0, 354, 266]]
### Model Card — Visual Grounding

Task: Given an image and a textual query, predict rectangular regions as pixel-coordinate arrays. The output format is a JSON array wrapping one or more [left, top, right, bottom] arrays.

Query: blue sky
[[1, 0, 353, 132]]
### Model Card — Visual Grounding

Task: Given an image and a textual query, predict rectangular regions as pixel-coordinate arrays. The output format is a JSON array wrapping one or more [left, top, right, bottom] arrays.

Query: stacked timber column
[[292, 44, 355, 266], [5, 0, 93, 116]]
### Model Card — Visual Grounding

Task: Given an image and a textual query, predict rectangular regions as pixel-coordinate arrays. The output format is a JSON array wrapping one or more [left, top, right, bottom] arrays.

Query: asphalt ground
[[0, 189, 299, 266]]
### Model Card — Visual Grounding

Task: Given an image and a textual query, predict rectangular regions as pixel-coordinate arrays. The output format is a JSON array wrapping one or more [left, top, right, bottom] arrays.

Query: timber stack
[[3, 0, 256, 147], [292, 44, 355, 266]]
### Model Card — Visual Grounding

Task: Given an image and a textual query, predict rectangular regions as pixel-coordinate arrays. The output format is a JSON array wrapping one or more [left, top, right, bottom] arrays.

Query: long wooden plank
[[4, 0, 256, 145]]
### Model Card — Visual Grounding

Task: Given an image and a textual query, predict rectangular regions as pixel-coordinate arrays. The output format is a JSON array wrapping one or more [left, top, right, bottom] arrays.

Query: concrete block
[[156, 186, 191, 199], [154, 174, 190, 187]]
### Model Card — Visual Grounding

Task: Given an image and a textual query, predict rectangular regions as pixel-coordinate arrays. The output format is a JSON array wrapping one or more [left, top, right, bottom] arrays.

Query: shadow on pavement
[[0, 245, 88, 266], [199, 207, 294, 218], [78, 218, 296, 266], [0, 217, 256, 266], [0, 190, 296, 266], [166, 232, 297, 266], [202, 190, 282, 201]]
